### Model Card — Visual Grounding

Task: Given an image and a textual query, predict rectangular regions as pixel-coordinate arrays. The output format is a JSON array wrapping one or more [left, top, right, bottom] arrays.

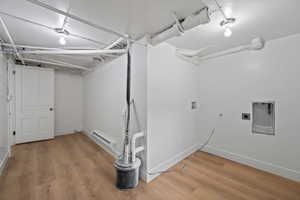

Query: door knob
[[49, 108, 53, 111]]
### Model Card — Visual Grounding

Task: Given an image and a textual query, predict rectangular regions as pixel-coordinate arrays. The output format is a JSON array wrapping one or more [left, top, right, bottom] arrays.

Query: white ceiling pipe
[[197, 37, 265, 61], [0, 16, 25, 64], [1, 43, 99, 51], [176, 52, 200, 65], [176, 37, 265, 64], [18, 48, 127, 55], [29, 56, 91, 70], [149, 7, 210, 45], [23, 58, 91, 71], [175, 47, 210, 57], [0, 10, 108, 46], [26, 0, 127, 39], [104, 38, 124, 50]]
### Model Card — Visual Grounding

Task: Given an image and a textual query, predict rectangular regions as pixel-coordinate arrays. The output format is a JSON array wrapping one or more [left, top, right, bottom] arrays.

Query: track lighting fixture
[[54, 28, 69, 45], [213, 0, 236, 38], [220, 17, 235, 37]]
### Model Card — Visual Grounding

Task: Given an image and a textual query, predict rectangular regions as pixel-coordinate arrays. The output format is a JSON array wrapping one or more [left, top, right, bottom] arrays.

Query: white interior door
[[16, 66, 54, 144]]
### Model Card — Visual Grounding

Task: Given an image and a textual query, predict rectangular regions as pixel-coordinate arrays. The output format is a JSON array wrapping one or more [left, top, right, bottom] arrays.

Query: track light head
[[54, 28, 69, 45], [220, 18, 236, 38], [220, 18, 236, 27], [54, 28, 70, 36]]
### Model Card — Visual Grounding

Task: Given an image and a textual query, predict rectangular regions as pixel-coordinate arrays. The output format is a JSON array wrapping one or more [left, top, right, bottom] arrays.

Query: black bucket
[[114, 158, 141, 190]]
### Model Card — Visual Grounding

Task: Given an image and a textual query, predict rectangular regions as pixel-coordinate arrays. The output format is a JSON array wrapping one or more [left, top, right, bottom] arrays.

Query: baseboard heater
[[92, 131, 112, 145], [91, 130, 118, 150]]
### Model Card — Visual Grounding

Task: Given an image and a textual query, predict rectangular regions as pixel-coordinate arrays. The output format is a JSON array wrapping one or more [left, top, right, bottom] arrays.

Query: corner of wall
[[0, 148, 9, 176]]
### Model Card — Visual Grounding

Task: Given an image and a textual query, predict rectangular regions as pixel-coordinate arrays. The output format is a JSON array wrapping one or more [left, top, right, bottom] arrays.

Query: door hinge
[[13, 131, 16, 136]]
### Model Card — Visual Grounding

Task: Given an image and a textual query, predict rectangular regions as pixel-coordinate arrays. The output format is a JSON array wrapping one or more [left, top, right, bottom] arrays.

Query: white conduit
[[176, 37, 266, 64], [149, 7, 210, 45], [0, 10, 108, 46], [26, 0, 127, 39], [1, 43, 99, 51], [17, 49, 128, 55], [0, 17, 25, 64], [23, 58, 91, 71], [197, 37, 265, 61]]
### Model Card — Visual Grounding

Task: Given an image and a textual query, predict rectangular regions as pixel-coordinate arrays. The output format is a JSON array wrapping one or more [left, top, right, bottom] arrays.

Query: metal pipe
[[17, 49, 127, 55], [26, 0, 127, 39], [0, 16, 25, 64], [122, 42, 131, 164], [22, 58, 91, 71]]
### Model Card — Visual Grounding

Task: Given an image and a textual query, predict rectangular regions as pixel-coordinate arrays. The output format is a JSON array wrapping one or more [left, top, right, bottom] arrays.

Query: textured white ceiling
[[1, 0, 300, 68]]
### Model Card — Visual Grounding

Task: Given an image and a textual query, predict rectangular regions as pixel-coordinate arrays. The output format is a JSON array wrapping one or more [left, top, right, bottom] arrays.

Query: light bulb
[[224, 27, 232, 37], [59, 37, 66, 45]]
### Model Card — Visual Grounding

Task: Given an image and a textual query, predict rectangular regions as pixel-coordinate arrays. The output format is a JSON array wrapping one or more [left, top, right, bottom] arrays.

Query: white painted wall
[[82, 42, 147, 173], [147, 43, 201, 177], [0, 51, 9, 169], [55, 71, 83, 136], [196, 34, 300, 182], [83, 55, 127, 150], [146, 34, 300, 182]]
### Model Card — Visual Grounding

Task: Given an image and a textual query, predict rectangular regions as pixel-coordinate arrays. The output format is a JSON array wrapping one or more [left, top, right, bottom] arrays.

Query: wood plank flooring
[[0, 133, 299, 200]]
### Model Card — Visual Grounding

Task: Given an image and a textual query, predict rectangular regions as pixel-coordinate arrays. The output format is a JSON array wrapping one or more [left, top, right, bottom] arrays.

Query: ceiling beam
[[26, 0, 127, 39], [0, 16, 25, 64]]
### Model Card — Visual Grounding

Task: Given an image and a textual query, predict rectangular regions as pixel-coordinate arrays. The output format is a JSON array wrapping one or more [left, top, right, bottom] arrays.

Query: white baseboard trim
[[146, 143, 201, 183], [203, 145, 300, 182], [0, 151, 9, 176], [55, 130, 81, 136], [83, 131, 118, 159], [145, 142, 300, 183]]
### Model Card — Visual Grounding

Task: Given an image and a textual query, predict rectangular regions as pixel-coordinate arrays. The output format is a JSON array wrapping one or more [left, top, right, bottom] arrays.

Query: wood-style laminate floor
[[0, 133, 299, 200]]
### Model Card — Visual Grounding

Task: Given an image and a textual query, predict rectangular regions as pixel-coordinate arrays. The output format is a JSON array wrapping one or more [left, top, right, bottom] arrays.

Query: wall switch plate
[[242, 113, 251, 120]]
